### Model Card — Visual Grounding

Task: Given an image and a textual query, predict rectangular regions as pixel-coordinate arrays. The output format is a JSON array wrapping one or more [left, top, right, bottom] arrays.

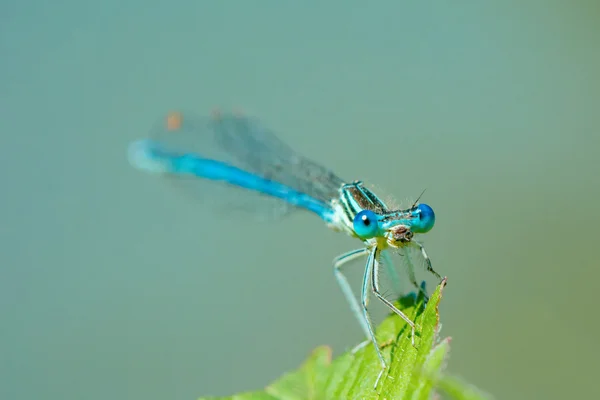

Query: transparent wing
[[129, 110, 345, 219], [383, 243, 438, 299]]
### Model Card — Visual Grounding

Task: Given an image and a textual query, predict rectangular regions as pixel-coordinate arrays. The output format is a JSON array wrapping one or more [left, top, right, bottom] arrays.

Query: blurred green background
[[2, 1, 599, 399]]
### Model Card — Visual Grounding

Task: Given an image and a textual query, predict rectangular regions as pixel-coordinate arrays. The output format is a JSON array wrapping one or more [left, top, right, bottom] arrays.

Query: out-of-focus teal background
[[2, 1, 599, 399]]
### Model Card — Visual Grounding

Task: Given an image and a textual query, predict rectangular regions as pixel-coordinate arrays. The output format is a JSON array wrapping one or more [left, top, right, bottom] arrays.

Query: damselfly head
[[380, 203, 435, 247]]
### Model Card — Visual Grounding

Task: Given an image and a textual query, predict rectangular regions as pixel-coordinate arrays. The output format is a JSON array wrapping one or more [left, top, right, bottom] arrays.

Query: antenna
[[411, 188, 427, 209]]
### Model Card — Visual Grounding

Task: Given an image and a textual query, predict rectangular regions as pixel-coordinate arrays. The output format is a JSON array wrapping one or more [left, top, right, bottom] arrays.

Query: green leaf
[[199, 279, 490, 400]]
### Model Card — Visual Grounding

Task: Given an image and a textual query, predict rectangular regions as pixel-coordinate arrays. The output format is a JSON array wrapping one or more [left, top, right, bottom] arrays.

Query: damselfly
[[127, 110, 443, 387]]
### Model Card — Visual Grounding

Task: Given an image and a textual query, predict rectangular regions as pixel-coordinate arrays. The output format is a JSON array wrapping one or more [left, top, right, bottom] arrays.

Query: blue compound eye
[[414, 203, 435, 233], [353, 210, 379, 239]]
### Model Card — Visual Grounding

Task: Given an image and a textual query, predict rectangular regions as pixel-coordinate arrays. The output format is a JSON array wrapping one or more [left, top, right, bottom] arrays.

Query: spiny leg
[[360, 248, 388, 388], [333, 247, 371, 350], [371, 249, 417, 348], [413, 240, 442, 281]]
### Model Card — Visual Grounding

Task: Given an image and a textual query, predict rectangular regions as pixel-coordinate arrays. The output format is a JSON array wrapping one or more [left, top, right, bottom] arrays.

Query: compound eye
[[413, 203, 435, 233], [353, 210, 379, 239]]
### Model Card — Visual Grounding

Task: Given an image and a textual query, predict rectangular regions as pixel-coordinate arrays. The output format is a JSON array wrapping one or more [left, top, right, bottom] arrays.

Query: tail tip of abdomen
[[127, 139, 169, 173]]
